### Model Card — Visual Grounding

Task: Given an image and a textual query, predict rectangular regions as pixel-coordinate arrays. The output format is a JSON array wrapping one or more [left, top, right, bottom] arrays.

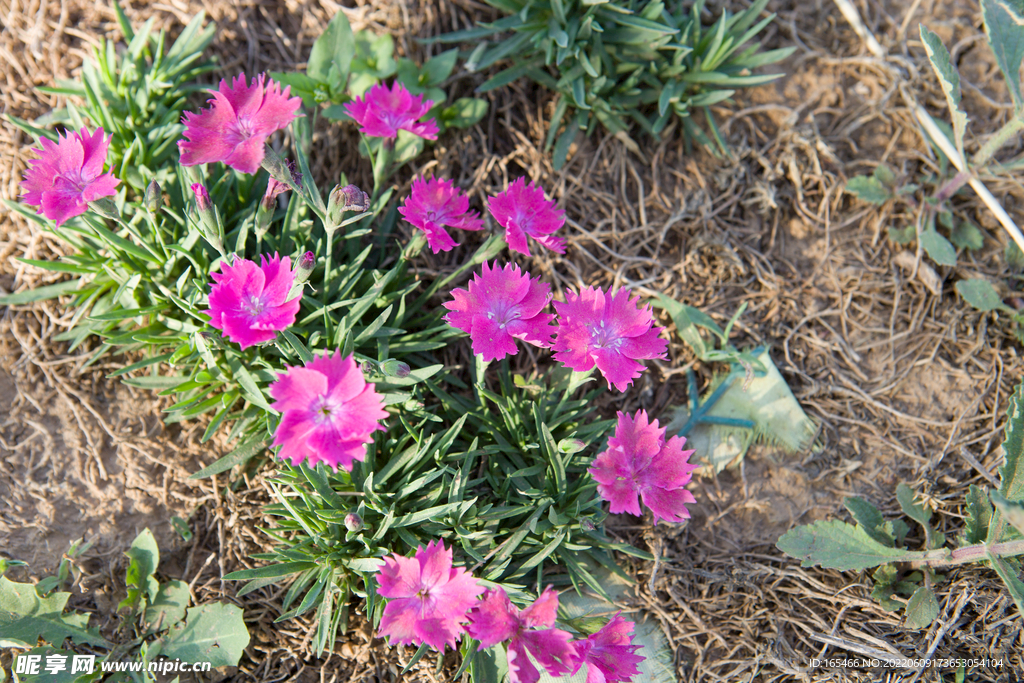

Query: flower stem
[[322, 227, 334, 344], [371, 139, 394, 201], [909, 538, 1024, 568]]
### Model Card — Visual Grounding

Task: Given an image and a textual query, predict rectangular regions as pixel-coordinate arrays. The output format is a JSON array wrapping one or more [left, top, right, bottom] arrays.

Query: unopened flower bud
[[344, 513, 364, 532], [89, 196, 120, 221], [144, 179, 161, 212], [380, 358, 411, 378], [191, 183, 225, 254], [326, 183, 370, 232], [293, 251, 315, 284], [580, 518, 596, 532], [557, 438, 586, 455]]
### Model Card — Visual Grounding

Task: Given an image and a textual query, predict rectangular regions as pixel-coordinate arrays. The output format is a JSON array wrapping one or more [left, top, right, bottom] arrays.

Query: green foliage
[[435, 0, 793, 167], [981, 0, 1024, 109], [778, 381, 1024, 624], [955, 279, 1011, 312], [225, 364, 642, 654], [10, 10, 216, 193], [3, 530, 249, 682], [273, 11, 488, 137]]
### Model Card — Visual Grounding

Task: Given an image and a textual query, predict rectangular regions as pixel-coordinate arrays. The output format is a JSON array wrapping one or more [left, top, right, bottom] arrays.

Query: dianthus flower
[[571, 614, 645, 683], [398, 177, 483, 253], [467, 587, 578, 683], [589, 410, 697, 525], [551, 286, 667, 392], [486, 178, 566, 256], [375, 540, 484, 651], [206, 253, 300, 349], [344, 81, 438, 140], [178, 73, 301, 174], [20, 127, 119, 228], [443, 262, 554, 361], [268, 351, 388, 471]]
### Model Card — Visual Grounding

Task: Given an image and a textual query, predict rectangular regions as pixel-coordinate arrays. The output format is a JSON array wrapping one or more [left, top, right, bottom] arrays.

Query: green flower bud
[[294, 251, 315, 285], [144, 179, 161, 212]]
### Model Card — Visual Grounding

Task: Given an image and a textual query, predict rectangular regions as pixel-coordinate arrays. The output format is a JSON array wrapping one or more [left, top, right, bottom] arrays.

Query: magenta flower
[[398, 177, 483, 253], [344, 81, 439, 140], [178, 73, 301, 174], [268, 351, 388, 471], [206, 253, 300, 349], [551, 286, 667, 392], [443, 262, 554, 361], [467, 587, 578, 683], [572, 614, 645, 683], [486, 178, 566, 256], [20, 127, 119, 228], [375, 540, 484, 651], [589, 410, 697, 525]]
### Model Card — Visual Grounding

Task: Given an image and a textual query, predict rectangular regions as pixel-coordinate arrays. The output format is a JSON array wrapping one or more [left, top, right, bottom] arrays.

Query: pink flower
[[443, 262, 554, 361], [20, 127, 119, 228], [467, 587, 578, 683], [268, 351, 388, 471], [398, 177, 483, 253], [589, 410, 697, 525], [551, 286, 667, 392], [486, 178, 566, 256], [178, 73, 301, 174], [206, 253, 300, 349], [375, 540, 484, 651], [344, 81, 439, 140], [572, 614, 644, 683]]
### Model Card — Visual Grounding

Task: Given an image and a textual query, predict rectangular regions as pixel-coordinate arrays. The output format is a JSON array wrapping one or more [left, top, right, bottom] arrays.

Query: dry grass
[[2, 0, 1024, 681]]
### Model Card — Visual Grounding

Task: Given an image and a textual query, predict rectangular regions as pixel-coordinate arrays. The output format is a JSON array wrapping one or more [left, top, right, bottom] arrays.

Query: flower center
[[486, 303, 520, 330], [311, 395, 340, 425], [589, 320, 622, 349], [243, 294, 265, 317]]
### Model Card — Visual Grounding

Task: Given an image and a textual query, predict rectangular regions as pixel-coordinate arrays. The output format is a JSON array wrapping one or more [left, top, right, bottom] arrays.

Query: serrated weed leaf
[[776, 520, 909, 570], [0, 576, 109, 647], [159, 604, 250, 667], [904, 585, 939, 629], [1000, 381, 1024, 502], [920, 24, 969, 153]]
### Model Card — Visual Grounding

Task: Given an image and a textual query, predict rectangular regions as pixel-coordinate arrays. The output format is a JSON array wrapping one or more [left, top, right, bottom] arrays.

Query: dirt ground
[[2, 0, 1024, 681]]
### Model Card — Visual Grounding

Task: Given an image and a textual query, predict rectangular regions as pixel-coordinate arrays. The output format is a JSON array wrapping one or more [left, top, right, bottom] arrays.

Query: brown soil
[[2, 0, 1024, 681]]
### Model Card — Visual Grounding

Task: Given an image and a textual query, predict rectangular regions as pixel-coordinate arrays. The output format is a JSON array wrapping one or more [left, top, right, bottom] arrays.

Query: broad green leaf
[[307, 11, 354, 93], [776, 519, 910, 570], [982, 0, 1024, 108], [920, 25, 969, 153], [991, 490, 1024, 537], [920, 229, 957, 266], [896, 483, 932, 527], [120, 529, 159, 615], [159, 604, 249, 668], [0, 577, 108, 646], [846, 175, 890, 204], [888, 225, 916, 244], [143, 580, 189, 634], [904, 585, 939, 629], [950, 221, 984, 250], [962, 484, 993, 544], [442, 98, 488, 128], [423, 49, 458, 85], [956, 279, 1010, 312], [844, 497, 895, 546]]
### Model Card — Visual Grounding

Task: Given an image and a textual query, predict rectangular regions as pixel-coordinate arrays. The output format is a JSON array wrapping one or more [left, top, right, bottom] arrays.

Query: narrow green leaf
[[920, 25, 969, 153], [189, 433, 267, 479], [999, 380, 1024, 502], [987, 552, 1024, 615], [962, 484, 993, 544], [0, 279, 82, 306], [223, 561, 317, 581]]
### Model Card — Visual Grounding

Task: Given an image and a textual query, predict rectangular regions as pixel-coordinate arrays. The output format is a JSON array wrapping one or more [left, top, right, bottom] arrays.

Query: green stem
[[371, 140, 394, 201], [909, 538, 1024, 568], [971, 116, 1024, 168], [323, 228, 334, 343]]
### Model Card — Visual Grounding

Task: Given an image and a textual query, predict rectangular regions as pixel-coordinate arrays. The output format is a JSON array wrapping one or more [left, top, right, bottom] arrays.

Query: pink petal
[[416, 540, 453, 590], [469, 315, 520, 361], [607, 411, 662, 464], [272, 410, 319, 465], [222, 134, 269, 175], [618, 328, 668, 361], [638, 435, 697, 491], [518, 628, 578, 676], [639, 485, 696, 525], [520, 586, 559, 629], [377, 552, 426, 599], [268, 366, 328, 412], [591, 347, 646, 392], [467, 588, 519, 648], [506, 639, 543, 683]]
